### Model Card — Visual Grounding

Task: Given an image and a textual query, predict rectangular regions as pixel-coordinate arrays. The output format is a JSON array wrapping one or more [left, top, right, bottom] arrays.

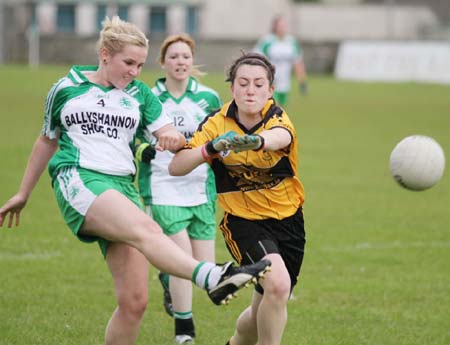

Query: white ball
[[390, 135, 445, 191]]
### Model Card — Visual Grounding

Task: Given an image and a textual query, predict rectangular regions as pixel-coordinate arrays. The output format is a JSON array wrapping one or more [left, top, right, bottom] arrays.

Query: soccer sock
[[174, 311, 193, 319], [160, 272, 170, 289], [192, 262, 221, 289], [174, 315, 195, 337]]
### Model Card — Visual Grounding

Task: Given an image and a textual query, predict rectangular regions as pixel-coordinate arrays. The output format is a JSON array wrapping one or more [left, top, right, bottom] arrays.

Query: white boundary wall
[[294, 4, 438, 41], [335, 41, 450, 84]]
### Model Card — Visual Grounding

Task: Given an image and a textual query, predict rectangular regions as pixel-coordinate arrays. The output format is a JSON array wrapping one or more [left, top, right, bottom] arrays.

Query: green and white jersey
[[42, 65, 171, 179], [255, 34, 302, 93], [138, 77, 222, 206]]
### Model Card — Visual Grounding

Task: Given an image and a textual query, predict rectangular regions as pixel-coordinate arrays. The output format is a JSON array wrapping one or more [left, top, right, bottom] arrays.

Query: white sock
[[193, 262, 221, 289]]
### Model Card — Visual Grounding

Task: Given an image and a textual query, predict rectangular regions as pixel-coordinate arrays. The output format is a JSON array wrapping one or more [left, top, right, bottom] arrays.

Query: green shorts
[[147, 202, 217, 240], [53, 167, 142, 257]]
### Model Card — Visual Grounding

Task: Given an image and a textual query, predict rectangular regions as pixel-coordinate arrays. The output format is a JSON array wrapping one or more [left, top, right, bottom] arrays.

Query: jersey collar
[[154, 78, 167, 93], [187, 77, 198, 93], [68, 65, 98, 85], [154, 76, 198, 94], [68, 65, 138, 92]]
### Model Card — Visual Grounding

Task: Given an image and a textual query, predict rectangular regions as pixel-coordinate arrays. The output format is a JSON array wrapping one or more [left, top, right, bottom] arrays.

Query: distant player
[[255, 14, 308, 107]]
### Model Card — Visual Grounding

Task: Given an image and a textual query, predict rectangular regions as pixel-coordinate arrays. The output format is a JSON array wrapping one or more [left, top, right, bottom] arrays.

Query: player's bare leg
[[191, 238, 216, 262], [231, 254, 290, 345], [105, 243, 149, 345], [168, 230, 195, 314], [81, 190, 199, 277], [230, 296, 261, 345]]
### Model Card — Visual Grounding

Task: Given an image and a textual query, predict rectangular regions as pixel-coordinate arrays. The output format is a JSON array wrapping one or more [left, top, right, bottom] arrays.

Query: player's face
[[103, 44, 148, 89], [274, 17, 288, 37], [163, 41, 193, 81], [231, 64, 274, 118]]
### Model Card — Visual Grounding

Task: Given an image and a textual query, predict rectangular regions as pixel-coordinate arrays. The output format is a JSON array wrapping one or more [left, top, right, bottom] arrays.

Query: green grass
[[1, 65, 449, 345]]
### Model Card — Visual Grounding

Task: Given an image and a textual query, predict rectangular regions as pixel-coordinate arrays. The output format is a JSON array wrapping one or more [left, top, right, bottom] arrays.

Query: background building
[[0, 0, 449, 72]]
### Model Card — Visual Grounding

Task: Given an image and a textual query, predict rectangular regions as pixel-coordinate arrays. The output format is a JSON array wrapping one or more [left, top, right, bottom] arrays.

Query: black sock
[[175, 317, 195, 337]]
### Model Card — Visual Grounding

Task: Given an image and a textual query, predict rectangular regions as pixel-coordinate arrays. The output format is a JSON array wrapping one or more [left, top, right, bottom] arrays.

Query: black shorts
[[219, 207, 306, 292]]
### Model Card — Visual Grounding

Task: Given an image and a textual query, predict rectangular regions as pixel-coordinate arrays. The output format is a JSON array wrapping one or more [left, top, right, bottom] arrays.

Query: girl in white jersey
[[254, 15, 308, 107], [136, 33, 222, 345], [0, 17, 270, 345]]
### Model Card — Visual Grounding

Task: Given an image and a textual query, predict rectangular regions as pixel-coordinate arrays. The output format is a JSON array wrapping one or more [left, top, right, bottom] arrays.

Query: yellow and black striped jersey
[[189, 99, 305, 220]]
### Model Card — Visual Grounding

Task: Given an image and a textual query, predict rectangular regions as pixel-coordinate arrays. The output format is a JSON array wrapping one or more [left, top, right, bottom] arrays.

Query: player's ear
[[268, 84, 275, 97], [100, 48, 110, 65]]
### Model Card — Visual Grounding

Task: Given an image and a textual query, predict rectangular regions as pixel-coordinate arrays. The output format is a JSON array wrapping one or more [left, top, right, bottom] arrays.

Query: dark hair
[[226, 51, 275, 86]]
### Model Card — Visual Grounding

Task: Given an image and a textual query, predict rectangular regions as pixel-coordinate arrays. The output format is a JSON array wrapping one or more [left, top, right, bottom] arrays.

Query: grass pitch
[[0, 65, 449, 345]]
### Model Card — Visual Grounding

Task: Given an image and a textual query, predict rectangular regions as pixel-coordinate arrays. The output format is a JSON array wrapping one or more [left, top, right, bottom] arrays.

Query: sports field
[[0, 65, 449, 345]]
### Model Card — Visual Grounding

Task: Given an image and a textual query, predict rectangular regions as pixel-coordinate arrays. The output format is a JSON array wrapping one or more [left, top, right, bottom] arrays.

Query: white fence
[[335, 41, 450, 84]]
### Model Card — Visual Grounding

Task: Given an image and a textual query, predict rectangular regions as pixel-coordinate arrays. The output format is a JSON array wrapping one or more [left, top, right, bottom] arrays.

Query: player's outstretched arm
[[0, 135, 57, 228], [169, 131, 239, 176], [169, 146, 205, 176], [153, 124, 186, 153], [259, 128, 292, 151]]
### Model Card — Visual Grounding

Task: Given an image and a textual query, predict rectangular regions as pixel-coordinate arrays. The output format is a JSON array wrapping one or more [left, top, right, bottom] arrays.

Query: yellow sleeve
[[189, 117, 220, 149]]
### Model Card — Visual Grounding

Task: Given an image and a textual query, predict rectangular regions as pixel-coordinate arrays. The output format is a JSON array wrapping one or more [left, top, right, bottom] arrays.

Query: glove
[[135, 143, 156, 163], [205, 131, 238, 155], [299, 82, 308, 95], [229, 134, 264, 152]]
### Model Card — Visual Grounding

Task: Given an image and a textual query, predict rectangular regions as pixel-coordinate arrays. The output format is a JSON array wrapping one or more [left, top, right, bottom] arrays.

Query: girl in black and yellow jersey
[[170, 52, 306, 345]]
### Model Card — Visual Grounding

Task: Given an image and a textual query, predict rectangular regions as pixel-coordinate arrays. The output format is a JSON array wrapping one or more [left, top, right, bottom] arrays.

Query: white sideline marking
[[0, 251, 61, 261], [320, 241, 450, 252]]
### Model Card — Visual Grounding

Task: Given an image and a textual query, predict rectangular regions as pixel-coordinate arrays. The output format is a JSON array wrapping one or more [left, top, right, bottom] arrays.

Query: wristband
[[201, 144, 210, 161], [205, 141, 219, 155], [135, 143, 152, 161], [253, 135, 265, 151]]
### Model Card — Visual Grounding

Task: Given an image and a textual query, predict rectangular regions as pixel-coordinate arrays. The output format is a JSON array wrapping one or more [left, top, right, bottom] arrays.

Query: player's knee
[[268, 282, 291, 302], [132, 216, 163, 240], [263, 273, 291, 302], [117, 290, 148, 320]]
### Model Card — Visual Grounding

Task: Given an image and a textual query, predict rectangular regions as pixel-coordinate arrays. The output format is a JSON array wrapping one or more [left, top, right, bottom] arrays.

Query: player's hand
[[206, 131, 238, 154], [299, 82, 308, 96], [155, 130, 186, 153], [228, 134, 264, 152], [135, 143, 156, 163], [0, 194, 28, 228]]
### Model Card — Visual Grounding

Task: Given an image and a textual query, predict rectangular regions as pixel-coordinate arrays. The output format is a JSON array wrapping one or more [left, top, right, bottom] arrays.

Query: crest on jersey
[[119, 97, 133, 110], [219, 150, 230, 158]]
